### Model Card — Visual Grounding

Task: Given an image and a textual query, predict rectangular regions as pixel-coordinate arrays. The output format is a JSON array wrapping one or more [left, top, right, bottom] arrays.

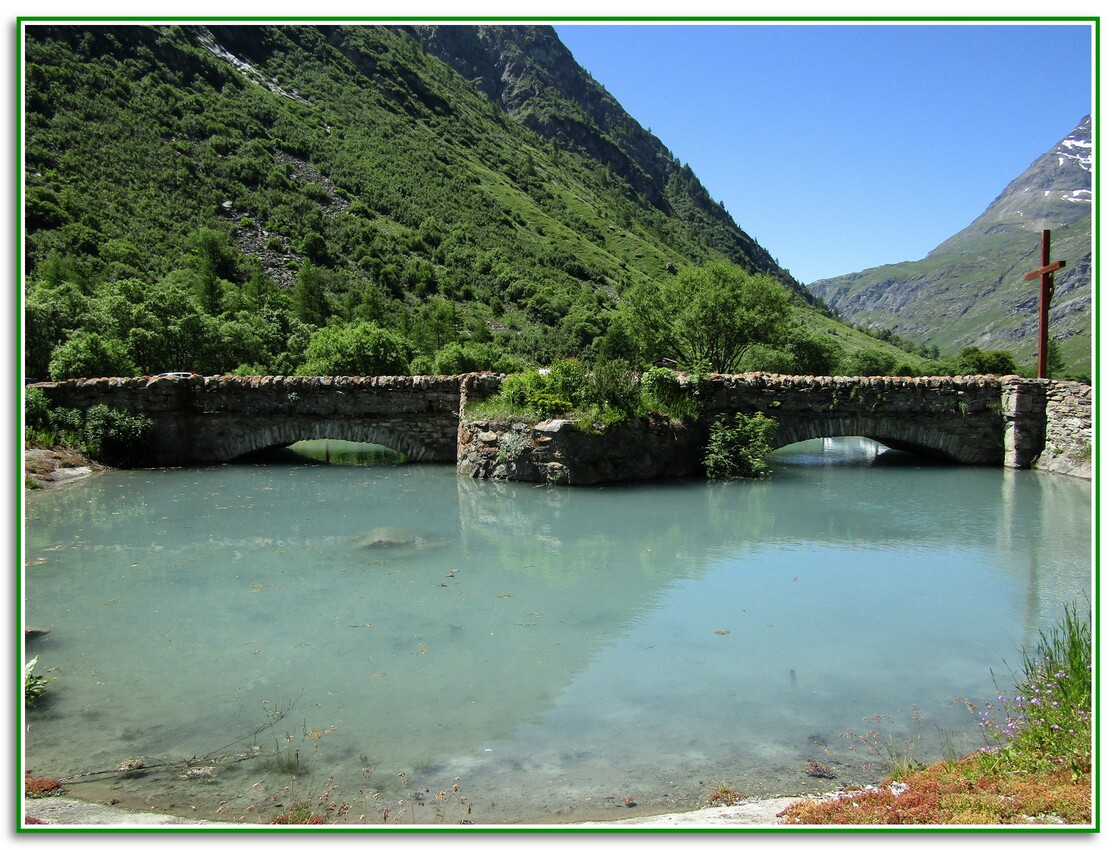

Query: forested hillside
[[23, 23, 936, 381]]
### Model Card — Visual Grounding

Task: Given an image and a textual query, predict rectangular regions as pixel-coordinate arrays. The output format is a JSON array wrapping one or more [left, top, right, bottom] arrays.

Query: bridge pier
[[1001, 379, 1049, 469]]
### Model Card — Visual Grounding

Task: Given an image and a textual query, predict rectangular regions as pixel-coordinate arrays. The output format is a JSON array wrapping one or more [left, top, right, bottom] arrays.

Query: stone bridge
[[31, 372, 1092, 478], [34, 374, 467, 466]]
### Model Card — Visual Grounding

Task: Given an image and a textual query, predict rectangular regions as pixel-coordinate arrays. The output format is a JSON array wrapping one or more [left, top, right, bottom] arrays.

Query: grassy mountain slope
[[22, 23, 926, 380], [810, 116, 1093, 377]]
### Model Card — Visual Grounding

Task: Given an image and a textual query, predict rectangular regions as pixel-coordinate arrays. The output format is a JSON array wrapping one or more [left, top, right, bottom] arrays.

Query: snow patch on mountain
[[1058, 136, 1092, 170]]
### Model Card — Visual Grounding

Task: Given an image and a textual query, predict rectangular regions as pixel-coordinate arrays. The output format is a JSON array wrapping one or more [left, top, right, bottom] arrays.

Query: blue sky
[[553, 22, 1095, 285]]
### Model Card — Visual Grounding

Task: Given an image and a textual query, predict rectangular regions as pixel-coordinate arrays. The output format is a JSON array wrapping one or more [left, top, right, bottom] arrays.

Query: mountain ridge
[[22, 23, 933, 381], [410, 24, 802, 292], [810, 115, 1093, 375]]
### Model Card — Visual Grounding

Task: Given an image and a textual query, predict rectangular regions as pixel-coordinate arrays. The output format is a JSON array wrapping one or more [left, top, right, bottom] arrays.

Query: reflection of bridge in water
[[32, 371, 1091, 472], [23, 434, 1090, 821]]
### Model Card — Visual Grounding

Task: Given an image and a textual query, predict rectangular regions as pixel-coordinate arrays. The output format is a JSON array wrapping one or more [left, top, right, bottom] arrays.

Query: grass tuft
[[783, 605, 1093, 825]]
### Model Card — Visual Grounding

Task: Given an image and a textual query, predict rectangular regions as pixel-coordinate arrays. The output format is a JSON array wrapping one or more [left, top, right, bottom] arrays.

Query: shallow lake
[[22, 438, 1093, 825]]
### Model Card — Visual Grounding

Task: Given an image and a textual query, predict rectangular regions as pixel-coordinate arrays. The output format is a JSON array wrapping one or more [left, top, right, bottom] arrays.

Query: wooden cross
[[1023, 229, 1066, 378]]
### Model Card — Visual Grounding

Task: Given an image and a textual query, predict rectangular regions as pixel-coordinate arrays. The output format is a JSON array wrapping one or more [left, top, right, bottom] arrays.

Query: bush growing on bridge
[[703, 412, 778, 480], [641, 366, 698, 420], [473, 358, 647, 423]]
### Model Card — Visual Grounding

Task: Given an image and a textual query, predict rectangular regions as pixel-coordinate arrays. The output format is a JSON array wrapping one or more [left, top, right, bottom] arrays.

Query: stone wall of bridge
[[30, 372, 1092, 480], [1034, 379, 1094, 479], [33, 374, 467, 465], [458, 374, 1092, 483], [701, 373, 1007, 464]]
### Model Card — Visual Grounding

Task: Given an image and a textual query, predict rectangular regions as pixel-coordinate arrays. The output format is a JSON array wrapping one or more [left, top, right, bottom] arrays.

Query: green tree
[[739, 344, 797, 374], [49, 331, 138, 380], [622, 261, 791, 373], [704, 412, 778, 480], [844, 349, 898, 377], [432, 341, 499, 375], [954, 346, 1019, 376], [408, 296, 460, 355], [296, 322, 412, 376], [301, 230, 331, 265], [292, 261, 332, 327], [243, 261, 283, 309], [24, 281, 89, 380], [782, 326, 843, 375], [187, 227, 240, 314], [1044, 340, 1067, 378]]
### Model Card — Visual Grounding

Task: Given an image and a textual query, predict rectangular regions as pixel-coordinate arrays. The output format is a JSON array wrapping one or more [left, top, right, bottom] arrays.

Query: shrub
[[432, 342, 474, 375], [24, 657, 49, 708], [48, 331, 138, 380], [978, 603, 1093, 779], [588, 359, 641, 415], [491, 353, 533, 374], [488, 365, 580, 418], [954, 346, 1020, 376], [81, 404, 155, 464], [703, 412, 777, 480], [545, 358, 590, 408], [296, 322, 412, 376], [738, 344, 797, 374], [484, 359, 672, 422], [844, 349, 898, 377], [496, 430, 532, 464], [29, 395, 154, 463], [49, 406, 84, 441], [528, 391, 573, 417], [409, 354, 435, 376], [499, 370, 547, 409], [641, 366, 696, 420], [24, 386, 52, 431]]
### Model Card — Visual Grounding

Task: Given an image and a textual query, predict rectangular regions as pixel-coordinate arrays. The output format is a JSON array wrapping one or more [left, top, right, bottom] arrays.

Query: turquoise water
[[21, 439, 1093, 825]]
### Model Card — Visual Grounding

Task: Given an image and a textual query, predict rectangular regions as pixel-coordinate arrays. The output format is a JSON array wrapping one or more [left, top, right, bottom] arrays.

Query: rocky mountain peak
[[930, 114, 1092, 256]]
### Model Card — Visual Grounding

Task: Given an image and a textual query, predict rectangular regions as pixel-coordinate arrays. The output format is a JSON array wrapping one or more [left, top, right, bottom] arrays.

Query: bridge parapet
[[701, 373, 1007, 464], [29, 372, 1089, 477], [32, 373, 474, 466]]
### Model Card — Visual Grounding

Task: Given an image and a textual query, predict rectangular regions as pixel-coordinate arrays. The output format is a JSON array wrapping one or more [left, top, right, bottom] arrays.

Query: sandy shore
[[23, 794, 801, 829]]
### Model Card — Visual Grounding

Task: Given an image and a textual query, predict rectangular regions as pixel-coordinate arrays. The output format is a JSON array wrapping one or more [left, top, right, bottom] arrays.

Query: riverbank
[[23, 446, 101, 489], [23, 794, 802, 828]]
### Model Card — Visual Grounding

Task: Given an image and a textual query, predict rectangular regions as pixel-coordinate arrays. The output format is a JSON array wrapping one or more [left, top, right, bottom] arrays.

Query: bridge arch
[[206, 419, 447, 464], [769, 415, 991, 464]]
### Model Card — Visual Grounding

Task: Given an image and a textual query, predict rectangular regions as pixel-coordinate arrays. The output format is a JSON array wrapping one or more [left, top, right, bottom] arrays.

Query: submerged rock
[[352, 527, 447, 556]]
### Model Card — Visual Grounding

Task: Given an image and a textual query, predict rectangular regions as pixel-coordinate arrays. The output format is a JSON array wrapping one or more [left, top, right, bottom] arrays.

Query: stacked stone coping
[[35, 373, 470, 411], [30, 371, 1092, 480], [704, 371, 1005, 391]]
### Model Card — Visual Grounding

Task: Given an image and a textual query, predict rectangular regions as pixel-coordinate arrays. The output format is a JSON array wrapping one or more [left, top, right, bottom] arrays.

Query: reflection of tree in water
[[245, 439, 408, 467]]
